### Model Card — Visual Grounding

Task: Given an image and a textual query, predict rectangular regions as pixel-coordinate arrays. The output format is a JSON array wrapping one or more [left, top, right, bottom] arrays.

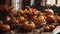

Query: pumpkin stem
[[26, 6, 31, 12], [26, 6, 30, 10]]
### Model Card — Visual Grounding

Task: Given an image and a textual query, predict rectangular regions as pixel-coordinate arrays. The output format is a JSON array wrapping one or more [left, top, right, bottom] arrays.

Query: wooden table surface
[[0, 28, 53, 34], [0, 26, 60, 34]]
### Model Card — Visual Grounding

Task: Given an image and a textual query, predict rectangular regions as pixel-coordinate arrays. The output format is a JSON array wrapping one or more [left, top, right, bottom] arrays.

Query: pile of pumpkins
[[0, 7, 60, 32]]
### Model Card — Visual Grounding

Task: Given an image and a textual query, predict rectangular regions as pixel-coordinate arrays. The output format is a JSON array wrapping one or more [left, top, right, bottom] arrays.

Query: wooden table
[[0, 28, 53, 34], [1, 26, 60, 34]]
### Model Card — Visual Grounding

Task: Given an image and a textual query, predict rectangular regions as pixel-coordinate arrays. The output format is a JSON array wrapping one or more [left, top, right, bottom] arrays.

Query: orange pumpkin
[[44, 25, 50, 31], [37, 15, 46, 25], [49, 25, 55, 30], [11, 17, 19, 24], [22, 21, 35, 31], [55, 15, 60, 22], [31, 15, 46, 25], [17, 16, 26, 23], [43, 9, 54, 16], [2, 24, 10, 31], [46, 15, 57, 24]]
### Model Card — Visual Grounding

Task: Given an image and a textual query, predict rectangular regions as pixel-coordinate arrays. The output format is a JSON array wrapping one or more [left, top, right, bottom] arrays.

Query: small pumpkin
[[11, 17, 19, 24], [17, 16, 26, 23], [44, 25, 50, 31], [43, 9, 54, 16], [22, 21, 35, 31], [49, 24, 55, 30], [2, 24, 10, 31], [46, 15, 57, 24], [55, 15, 60, 23], [37, 15, 46, 25]]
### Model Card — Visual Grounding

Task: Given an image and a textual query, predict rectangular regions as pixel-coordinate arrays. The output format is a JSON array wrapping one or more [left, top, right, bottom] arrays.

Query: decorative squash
[[43, 9, 54, 16], [46, 15, 57, 24], [2, 24, 10, 31], [17, 16, 26, 23], [11, 17, 19, 24], [22, 21, 35, 31]]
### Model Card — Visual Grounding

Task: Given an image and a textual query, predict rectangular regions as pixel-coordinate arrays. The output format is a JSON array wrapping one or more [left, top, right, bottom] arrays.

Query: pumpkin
[[37, 15, 46, 25], [46, 15, 57, 24], [17, 16, 26, 23], [22, 21, 35, 31], [11, 17, 19, 24], [44, 25, 50, 31], [31, 15, 46, 25], [55, 15, 60, 23], [49, 24, 55, 30], [2, 24, 10, 31], [43, 9, 54, 16]]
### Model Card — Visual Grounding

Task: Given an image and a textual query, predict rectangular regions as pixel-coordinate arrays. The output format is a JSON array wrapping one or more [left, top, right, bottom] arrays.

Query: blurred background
[[0, 0, 60, 14]]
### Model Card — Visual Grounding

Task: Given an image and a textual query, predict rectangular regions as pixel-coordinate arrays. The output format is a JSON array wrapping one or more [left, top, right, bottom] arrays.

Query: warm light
[[13, 0, 20, 11], [46, 0, 55, 6], [46, 0, 51, 5]]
